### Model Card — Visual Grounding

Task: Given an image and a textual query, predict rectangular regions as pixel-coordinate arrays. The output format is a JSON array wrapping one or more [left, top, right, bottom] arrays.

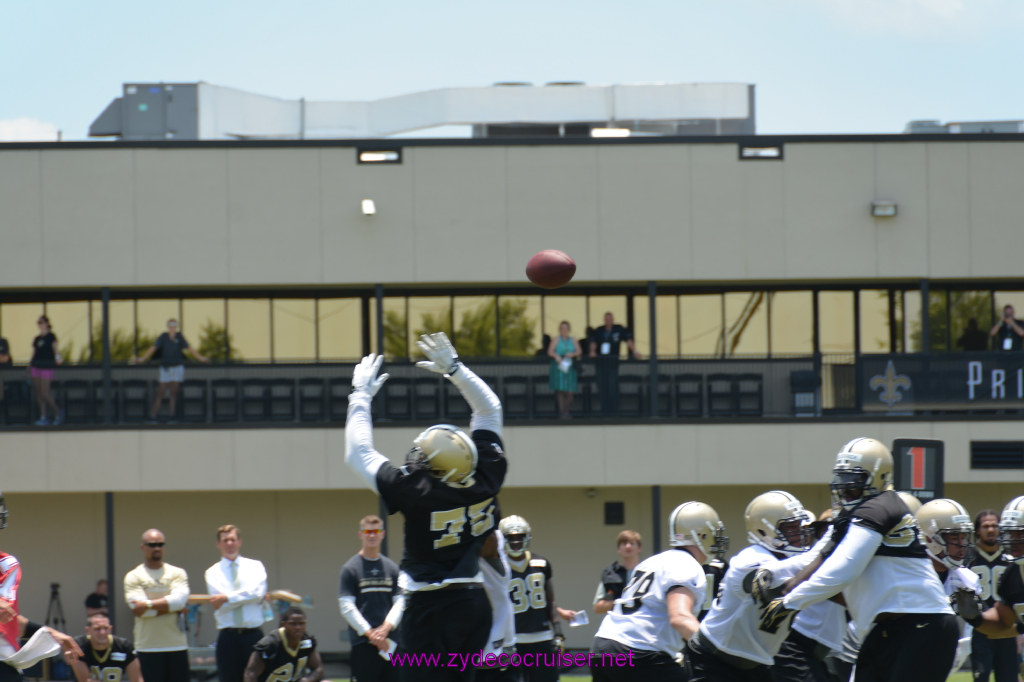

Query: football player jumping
[[346, 333, 506, 682]]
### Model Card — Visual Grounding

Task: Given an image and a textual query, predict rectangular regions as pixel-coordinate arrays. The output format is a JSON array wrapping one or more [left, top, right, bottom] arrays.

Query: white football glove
[[351, 354, 389, 398], [415, 332, 460, 376]]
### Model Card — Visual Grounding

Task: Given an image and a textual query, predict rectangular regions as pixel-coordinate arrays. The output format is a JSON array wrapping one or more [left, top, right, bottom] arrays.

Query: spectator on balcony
[[535, 334, 552, 360], [989, 305, 1024, 351], [956, 318, 989, 352], [0, 335, 10, 405], [548, 321, 582, 419], [588, 313, 642, 416], [30, 316, 63, 426], [133, 319, 209, 423]]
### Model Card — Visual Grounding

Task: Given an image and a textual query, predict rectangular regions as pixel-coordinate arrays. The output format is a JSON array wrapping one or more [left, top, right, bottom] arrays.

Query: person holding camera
[[989, 305, 1024, 351]]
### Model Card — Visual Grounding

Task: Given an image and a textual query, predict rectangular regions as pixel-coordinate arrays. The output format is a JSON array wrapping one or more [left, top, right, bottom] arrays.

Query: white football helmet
[[498, 515, 531, 558], [744, 491, 811, 556], [998, 495, 1024, 563], [917, 498, 973, 568], [830, 437, 894, 511], [407, 424, 478, 486], [669, 502, 728, 559], [895, 491, 923, 516]]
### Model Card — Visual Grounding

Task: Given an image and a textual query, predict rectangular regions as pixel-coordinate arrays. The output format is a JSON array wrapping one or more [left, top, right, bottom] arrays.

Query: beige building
[[1, 134, 1023, 651]]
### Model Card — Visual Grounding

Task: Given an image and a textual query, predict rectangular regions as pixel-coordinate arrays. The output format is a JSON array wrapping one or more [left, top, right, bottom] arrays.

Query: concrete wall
[[2, 139, 1024, 289], [2, 421, 1021, 494]]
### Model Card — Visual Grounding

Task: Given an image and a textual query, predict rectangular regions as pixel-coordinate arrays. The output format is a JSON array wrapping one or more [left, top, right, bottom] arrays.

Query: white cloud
[[0, 117, 60, 142], [808, 0, 1020, 39]]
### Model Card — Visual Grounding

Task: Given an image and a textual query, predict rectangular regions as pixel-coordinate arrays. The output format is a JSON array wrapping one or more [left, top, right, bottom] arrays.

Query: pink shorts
[[30, 367, 55, 380]]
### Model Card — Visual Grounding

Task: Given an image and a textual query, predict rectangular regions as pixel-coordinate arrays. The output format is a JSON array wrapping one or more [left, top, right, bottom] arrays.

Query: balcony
[[1, 352, 1020, 428]]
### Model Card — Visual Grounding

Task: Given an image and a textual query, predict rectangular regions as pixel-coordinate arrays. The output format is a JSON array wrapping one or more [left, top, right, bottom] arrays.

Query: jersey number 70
[[430, 497, 496, 549]]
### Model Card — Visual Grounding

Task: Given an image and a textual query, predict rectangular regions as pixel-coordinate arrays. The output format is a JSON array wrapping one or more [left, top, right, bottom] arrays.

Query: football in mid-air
[[526, 250, 576, 289]]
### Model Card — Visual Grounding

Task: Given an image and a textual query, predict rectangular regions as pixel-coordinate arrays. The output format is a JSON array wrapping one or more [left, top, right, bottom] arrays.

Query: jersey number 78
[[430, 497, 496, 549]]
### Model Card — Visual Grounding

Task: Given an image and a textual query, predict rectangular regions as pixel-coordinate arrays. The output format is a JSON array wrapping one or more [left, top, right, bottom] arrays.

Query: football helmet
[[998, 495, 1024, 563], [498, 515, 531, 558], [669, 501, 728, 559], [895, 491, 923, 516], [744, 491, 810, 556], [917, 498, 973, 568], [830, 437, 894, 511], [407, 424, 478, 486]]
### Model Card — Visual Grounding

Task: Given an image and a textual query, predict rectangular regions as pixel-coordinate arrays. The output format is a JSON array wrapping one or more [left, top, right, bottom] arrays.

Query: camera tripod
[[45, 582, 65, 633]]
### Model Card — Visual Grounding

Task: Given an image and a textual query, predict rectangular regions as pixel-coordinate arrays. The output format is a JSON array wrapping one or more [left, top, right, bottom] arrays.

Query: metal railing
[[1, 352, 1020, 427]]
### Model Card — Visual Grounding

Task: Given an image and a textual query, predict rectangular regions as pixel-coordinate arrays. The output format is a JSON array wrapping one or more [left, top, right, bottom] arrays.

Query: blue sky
[[2, 0, 1021, 141]]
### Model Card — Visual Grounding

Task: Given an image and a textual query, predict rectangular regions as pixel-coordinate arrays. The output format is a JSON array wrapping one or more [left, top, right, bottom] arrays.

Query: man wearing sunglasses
[[339, 515, 402, 682], [123, 529, 191, 682]]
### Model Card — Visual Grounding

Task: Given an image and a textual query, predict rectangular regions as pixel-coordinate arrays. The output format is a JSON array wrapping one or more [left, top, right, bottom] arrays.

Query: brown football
[[526, 250, 576, 289]]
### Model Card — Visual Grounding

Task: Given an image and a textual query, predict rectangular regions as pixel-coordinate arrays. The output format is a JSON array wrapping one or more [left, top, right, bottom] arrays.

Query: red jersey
[[0, 552, 22, 652]]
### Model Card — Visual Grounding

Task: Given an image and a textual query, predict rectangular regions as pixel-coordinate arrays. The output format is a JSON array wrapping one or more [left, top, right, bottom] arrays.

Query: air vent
[[971, 441, 1024, 469], [605, 501, 625, 525]]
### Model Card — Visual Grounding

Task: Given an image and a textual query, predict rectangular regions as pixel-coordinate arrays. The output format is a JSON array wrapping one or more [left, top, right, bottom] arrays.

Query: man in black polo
[[588, 313, 641, 416], [339, 515, 402, 682], [346, 333, 507, 682]]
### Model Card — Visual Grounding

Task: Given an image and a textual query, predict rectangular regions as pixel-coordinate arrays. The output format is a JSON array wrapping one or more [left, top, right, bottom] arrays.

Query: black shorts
[[855, 613, 959, 682], [516, 640, 560, 682], [397, 587, 491, 682], [590, 636, 685, 682], [352, 640, 398, 682], [684, 632, 771, 682], [138, 650, 190, 682], [770, 629, 832, 682]]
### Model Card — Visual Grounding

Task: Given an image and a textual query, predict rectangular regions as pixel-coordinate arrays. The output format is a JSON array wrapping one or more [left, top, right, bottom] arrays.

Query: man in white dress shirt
[[205, 524, 270, 682]]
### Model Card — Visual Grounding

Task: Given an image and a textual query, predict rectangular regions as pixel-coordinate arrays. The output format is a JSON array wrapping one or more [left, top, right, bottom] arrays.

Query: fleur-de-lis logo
[[869, 360, 911, 408]]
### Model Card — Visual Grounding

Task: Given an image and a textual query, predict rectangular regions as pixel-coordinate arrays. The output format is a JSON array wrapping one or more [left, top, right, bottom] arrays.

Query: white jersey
[[480, 533, 516, 656], [595, 548, 706, 656], [792, 600, 846, 653], [943, 566, 981, 674], [700, 543, 819, 666]]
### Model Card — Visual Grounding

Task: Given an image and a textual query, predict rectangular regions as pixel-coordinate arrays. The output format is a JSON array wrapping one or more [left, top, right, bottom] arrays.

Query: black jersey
[[995, 562, 1024, 629], [376, 429, 506, 586], [73, 634, 135, 681], [969, 546, 1012, 608], [339, 554, 401, 644], [699, 558, 728, 620], [509, 553, 554, 641], [598, 561, 631, 603], [825, 490, 928, 560], [252, 628, 318, 682]]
